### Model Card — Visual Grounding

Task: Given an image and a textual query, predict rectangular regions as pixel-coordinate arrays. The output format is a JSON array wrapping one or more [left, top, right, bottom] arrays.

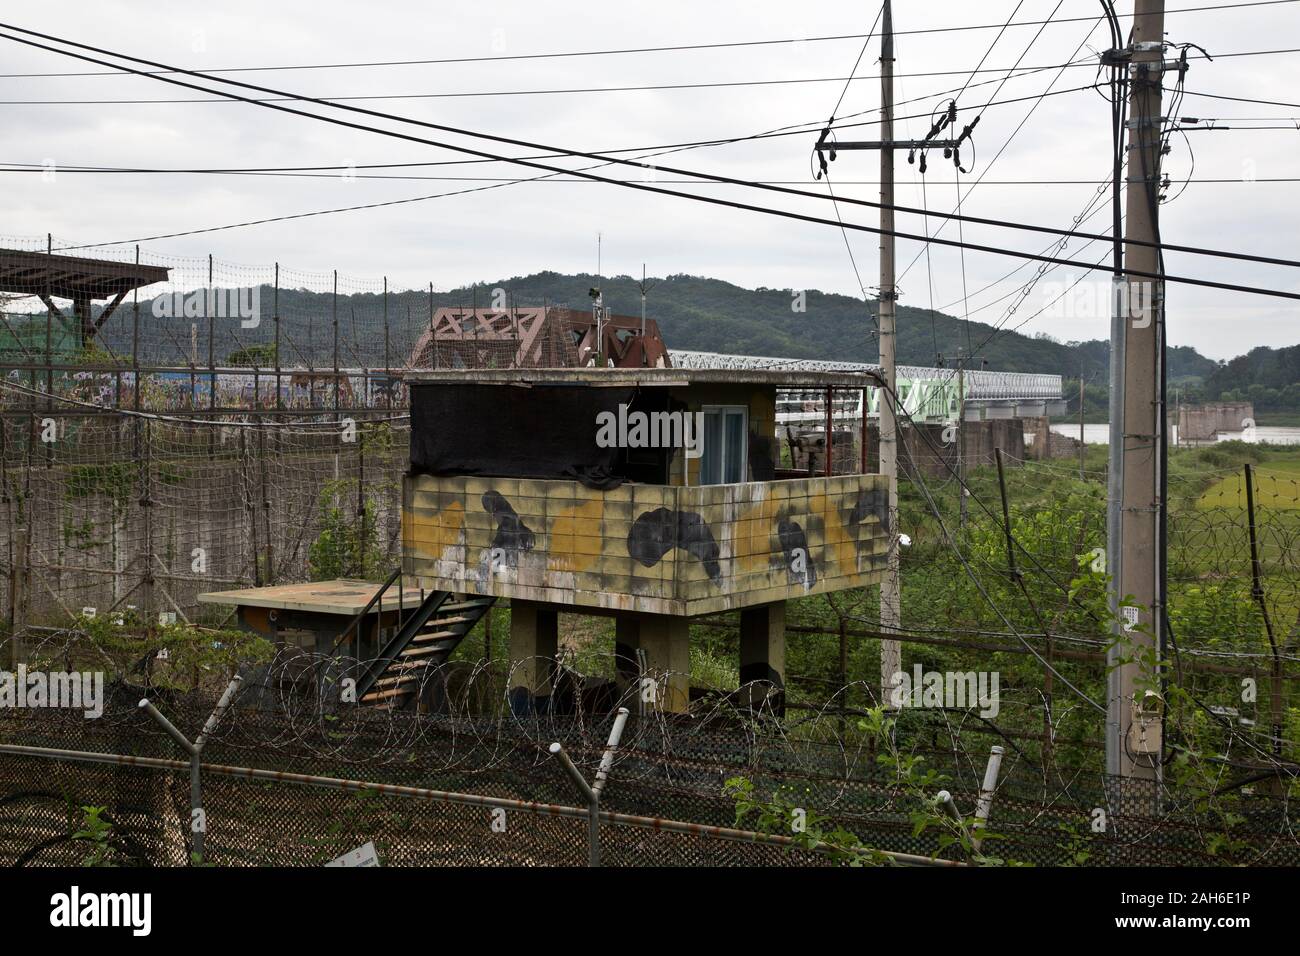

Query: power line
[[5, 24, 1299, 300], [951, 0, 1027, 105], [827, 3, 885, 122], [4, 164, 1293, 185], [899, 13, 1104, 285], [946, 0, 1069, 355], [0, 31, 1283, 272], [0, 63, 1115, 105], [818, 3, 885, 336], [0, 82, 1106, 183], [3, 0, 1291, 79], [961, 172, 1124, 356], [5, 49, 1296, 106], [0, 33, 1105, 240], [1182, 89, 1300, 109]]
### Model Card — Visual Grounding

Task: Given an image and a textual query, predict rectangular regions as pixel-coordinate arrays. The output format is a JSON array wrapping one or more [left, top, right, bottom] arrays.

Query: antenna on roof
[[637, 263, 659, 368], [588, 232, 605, 366]]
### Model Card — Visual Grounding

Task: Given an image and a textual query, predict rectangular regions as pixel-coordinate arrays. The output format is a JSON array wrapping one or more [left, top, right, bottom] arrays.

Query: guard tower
[[399, 366, 891, 715], [0, 248, 170, 345]]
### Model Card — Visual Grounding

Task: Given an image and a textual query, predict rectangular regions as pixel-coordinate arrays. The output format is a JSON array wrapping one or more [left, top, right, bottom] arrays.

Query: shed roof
[[404, 366, 882, 389], [0, 248, 170, 300]]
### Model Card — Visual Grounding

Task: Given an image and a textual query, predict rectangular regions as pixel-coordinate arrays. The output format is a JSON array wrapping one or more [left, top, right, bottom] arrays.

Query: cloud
[[4, 0, 1296, 361]]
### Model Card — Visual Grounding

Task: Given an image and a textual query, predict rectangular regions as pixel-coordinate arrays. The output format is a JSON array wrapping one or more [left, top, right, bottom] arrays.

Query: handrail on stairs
[[331, 566, 404, 656], [354, 589, 455, 702]]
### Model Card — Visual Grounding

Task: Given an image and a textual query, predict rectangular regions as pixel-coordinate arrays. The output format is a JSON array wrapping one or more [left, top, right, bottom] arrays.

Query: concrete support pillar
[[613, 612, 690, 714], [614, 615, 640, 693], [640, 616, 690, 714], [739, 601, 786, 714], [507, 599, 558, 711]]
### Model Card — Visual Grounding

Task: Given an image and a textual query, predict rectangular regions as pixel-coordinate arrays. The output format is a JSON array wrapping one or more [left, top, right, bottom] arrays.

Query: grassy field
[[1198, 454, 1300, 510]]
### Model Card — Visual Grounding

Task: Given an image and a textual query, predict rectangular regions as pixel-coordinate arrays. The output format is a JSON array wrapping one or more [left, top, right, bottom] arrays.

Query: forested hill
[[16, 269, 1232, 386], [437, 271, 1219, 381]]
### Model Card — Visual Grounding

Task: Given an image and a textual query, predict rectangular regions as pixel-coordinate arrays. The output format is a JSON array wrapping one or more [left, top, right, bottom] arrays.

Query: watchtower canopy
[[408, 306, 671, 370], [0, 248, 170, 344]]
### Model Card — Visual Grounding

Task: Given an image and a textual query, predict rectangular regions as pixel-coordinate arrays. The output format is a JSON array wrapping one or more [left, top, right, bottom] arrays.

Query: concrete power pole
[[877, 0, 901, 699], [1106, 0, 1166, 783], [811, 0, 960, 703]]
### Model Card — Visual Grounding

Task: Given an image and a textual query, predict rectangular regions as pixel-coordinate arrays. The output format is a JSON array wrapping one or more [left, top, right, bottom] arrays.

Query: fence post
[[549, 707, 630, 867], [935, 790, 974, 863], [141, 419, 154, 625], [332, 270, 340, 416], [383, 277, 390, 410], [6, 526, 28, 667], [139, 674, 242, 864], [972, 745, 1005, 853], [994, 447, 1054, 775], [273, 263, 282, 414], [1243, 463, 1283, 782]]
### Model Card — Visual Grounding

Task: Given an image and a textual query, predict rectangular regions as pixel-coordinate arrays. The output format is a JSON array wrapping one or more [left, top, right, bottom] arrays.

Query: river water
[[1050, 423, 1300, 446]]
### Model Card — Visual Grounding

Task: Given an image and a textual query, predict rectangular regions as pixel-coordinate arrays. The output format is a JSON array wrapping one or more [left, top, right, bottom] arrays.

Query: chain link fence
[[1, 659, 1296, 867]]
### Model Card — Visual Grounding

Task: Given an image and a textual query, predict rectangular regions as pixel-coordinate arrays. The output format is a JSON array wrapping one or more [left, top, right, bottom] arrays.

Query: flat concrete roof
[[404, 366, 882, 388], [0, 248, 170, 300], [199, 579, 425, 615]]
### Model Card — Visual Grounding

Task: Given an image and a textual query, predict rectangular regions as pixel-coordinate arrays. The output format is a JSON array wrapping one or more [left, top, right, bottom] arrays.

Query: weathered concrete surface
[[1176, 402, 1254, 443], [403, 473, 890, 617]]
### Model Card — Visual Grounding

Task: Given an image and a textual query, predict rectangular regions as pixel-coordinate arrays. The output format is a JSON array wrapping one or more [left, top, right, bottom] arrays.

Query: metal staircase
[[355, 590, 496, 710]]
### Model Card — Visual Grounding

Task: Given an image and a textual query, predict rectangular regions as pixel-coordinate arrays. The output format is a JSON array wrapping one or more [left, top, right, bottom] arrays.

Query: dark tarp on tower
[[409, 382, 681, 489]]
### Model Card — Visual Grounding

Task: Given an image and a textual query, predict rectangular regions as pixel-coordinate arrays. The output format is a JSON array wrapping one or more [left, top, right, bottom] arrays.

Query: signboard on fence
[[325, 842, 380, 868]]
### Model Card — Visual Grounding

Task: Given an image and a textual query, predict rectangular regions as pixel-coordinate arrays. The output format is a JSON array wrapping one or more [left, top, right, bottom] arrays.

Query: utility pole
[[811, 0, 961, 702], [939, 347, 968, 527], [1079, 365, 1087, 482], [876, 0, 902, 699], [956, 348, 968, 529], [590, 233, 604, 367], [638, 264, 657, 368], [1106, 0, 1167, 785]]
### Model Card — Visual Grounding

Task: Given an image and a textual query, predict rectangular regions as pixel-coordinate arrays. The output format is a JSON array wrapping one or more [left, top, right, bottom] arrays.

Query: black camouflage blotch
[[482, 490, 536, 559], [847, 486, 890, 534], [627, 507, 722, 585], [777, 517, 816, 587]]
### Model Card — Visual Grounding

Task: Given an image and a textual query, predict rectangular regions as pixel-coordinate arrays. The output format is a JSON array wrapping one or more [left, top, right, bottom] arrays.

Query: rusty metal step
[[360, 686, 415, 703], [441, 601, 494, 613], [409, 629, 458, 643], [423, 615, 473, 628], [398, 642, 457, 659]]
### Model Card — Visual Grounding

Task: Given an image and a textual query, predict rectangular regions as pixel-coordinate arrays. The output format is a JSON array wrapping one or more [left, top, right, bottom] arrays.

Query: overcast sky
[[4, 0, 1298, 360]]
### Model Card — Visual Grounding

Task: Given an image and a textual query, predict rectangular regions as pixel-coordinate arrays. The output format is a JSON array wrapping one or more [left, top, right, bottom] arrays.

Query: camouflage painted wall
[[402, 472, 889, 616]]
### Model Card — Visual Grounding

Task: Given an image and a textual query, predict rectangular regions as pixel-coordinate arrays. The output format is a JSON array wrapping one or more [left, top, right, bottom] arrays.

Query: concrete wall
[[855, 419, 1027, 477], [402, 472, 889, 616], [1177, 402, 1254, 443], [1023, 415, 1083, 461]]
